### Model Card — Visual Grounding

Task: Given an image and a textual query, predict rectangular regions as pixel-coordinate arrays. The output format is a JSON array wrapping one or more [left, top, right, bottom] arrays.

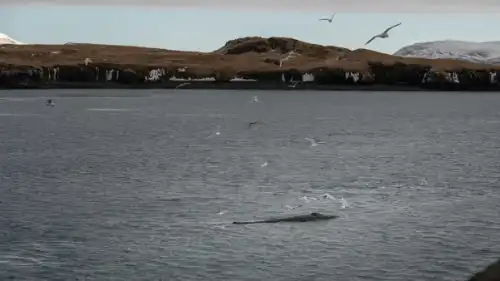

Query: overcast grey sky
[[2, 0, 500, 12], [2, 3, 499, 53]]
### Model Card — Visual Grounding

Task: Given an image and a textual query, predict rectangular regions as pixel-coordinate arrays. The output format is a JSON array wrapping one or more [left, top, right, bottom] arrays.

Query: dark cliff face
[[1, 36, 500, 90], [467, 259, 500, 281]]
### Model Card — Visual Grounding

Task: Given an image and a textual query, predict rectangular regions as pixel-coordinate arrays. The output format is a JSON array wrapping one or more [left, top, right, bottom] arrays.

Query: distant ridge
[[394, 40, 500, 65], [0, 33, 23, 45]]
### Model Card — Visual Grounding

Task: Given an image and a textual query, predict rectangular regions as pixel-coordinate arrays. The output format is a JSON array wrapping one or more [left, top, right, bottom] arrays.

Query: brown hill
[[1, 36, 500, 89]]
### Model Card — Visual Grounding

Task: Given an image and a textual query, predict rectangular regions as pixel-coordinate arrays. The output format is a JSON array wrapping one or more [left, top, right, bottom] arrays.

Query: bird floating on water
[[288, 81, 299, 88], [319, 14, 335, 23], [323, 193, 335, 200], [300, 196, 317, 203], [248, 121, 264, 129], [250, 96, 260, 103], [285, 204, 303, 210], [365, 22, 402, 46], [305, 137, 325, 147]]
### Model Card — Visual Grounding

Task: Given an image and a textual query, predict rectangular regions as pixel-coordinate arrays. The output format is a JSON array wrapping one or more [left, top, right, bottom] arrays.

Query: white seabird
[[250, 96, 260, 103], [288, 81, 299, 88], [319, 14, 336, 23], [305, 137, 325, 147], [365, 23, 402, 46], [322, 193, 335, 200]]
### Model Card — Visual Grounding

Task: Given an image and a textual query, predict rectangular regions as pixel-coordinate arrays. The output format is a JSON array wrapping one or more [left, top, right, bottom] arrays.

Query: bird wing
[[305, 137, 314, 143], [330, 13, 336, 20], [319, 18, 329, 21], [383, 22, 401, 34], [365, 35, 379, 45]]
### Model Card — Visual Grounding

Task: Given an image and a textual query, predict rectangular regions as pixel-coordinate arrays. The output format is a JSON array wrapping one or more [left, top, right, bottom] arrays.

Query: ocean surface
[[0, 89, 499, 281]]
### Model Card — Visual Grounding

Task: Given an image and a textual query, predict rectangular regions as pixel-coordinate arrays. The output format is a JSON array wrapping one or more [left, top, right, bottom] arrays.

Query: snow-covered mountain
[[0, 33, 23, 45], [393, 40, 500, 65]]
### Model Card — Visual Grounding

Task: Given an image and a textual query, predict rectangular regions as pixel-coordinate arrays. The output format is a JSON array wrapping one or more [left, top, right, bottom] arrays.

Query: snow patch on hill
[[0, 33, 23, 45], [394, 40, 500, 65]]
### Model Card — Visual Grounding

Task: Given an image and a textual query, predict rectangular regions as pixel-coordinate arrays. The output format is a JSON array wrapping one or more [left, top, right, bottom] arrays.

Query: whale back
[[232, 212, 338, 224]]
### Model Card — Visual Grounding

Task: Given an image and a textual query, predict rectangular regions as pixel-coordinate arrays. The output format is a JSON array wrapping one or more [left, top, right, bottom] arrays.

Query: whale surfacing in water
[[232, 212, 337, 225]]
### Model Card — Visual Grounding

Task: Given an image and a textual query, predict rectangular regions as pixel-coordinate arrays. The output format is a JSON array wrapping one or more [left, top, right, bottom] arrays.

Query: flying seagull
[[365, 22, 402, 46], [319, 14, 335, 23]]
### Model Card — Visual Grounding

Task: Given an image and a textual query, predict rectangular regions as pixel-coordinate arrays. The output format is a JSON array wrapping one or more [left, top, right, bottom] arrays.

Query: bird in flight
[[365, 22, 402, 46], [319, 13, 336, 23]]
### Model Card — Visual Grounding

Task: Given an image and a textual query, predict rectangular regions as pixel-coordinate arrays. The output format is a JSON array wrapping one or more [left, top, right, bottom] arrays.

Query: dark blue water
[[0, 89, 499, 281]]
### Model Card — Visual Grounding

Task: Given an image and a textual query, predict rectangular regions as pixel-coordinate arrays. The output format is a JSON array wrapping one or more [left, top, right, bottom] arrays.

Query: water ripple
[[0, 90, 499, 280]]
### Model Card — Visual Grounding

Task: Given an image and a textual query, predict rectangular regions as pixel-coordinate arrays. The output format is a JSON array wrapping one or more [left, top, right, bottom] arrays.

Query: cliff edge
[[2, 36, 500, 90]]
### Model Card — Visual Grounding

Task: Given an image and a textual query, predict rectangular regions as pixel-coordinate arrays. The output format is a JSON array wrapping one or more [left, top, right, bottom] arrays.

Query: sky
[[1, 2, 500, 54]]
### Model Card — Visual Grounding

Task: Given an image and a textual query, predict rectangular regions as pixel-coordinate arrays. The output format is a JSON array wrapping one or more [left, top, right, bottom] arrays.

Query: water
[[0, 89, 499, 281]]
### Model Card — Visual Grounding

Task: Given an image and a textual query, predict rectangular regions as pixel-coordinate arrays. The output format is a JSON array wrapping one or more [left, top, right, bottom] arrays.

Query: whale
[[232, 212, 338, 225]]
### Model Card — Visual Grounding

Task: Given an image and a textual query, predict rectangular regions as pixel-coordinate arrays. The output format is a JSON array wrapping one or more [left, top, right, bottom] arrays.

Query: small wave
[[0, 113, 43, 117], [86, 108, 136, 112], [0, 254, 60, 268], [163, 113, 237, 118], [314, 117, 336, 120], [164, 113, 205, 117], [0, 98, 39, 102]]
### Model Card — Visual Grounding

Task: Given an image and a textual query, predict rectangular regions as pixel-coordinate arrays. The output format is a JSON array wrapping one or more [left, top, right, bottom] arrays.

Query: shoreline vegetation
[[2, 36, 500, 91]]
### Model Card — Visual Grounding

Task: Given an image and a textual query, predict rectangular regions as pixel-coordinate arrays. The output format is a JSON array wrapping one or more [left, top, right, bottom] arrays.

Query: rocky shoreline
[[2, 36, 500, 91], [467, 258, 500, 281]]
